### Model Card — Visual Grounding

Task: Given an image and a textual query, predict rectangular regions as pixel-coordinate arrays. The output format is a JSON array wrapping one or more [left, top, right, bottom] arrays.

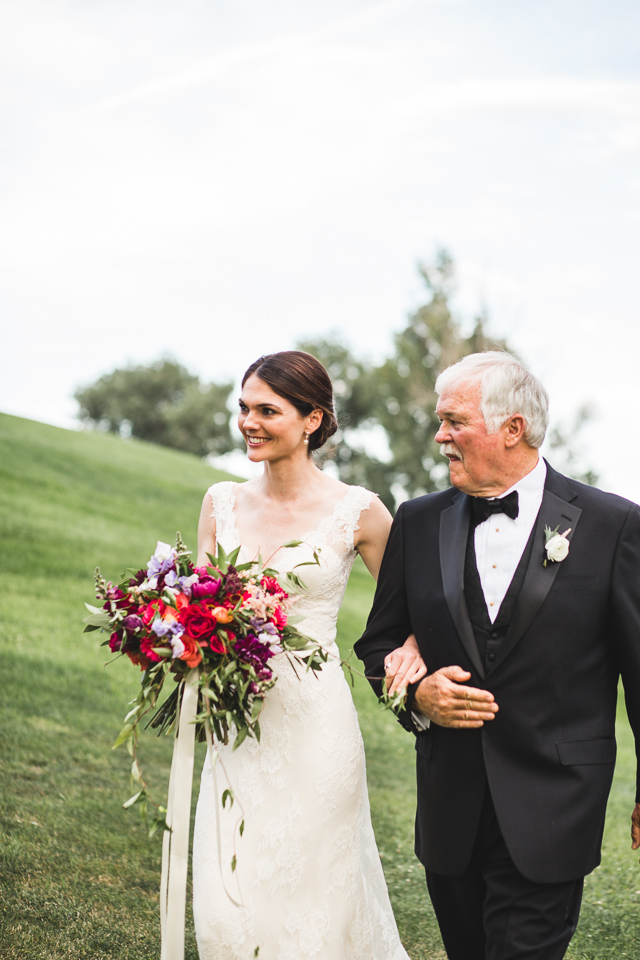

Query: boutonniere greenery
[[543, 525, 571, 567]]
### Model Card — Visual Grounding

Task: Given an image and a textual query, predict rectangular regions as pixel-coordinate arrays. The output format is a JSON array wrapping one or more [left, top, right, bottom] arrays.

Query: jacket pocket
[[555, 737, 616, 765]]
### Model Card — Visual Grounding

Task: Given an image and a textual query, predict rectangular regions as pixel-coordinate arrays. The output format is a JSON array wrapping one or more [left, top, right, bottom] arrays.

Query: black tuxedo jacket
[[355, 464, 640, 883]]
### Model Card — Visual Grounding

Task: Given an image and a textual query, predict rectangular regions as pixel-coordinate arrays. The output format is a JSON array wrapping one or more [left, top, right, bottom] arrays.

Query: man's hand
[[631, 804, 640, 851], [384, 634, 427, 695], [413, 665, 498, 728]]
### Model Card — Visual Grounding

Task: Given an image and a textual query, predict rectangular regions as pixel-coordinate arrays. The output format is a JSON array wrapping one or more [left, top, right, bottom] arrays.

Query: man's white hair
[[435, 351, 549, 448]]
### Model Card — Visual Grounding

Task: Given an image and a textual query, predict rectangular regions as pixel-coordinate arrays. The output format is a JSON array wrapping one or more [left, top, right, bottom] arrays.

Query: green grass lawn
[[1, 412, 639, 959]]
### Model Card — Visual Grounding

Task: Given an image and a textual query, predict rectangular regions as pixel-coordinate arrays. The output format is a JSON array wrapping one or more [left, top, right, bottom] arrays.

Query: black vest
[[464, 520, 536, 672]]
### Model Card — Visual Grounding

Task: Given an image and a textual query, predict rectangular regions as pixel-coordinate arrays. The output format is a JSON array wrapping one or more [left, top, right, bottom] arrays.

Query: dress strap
[[321, 486, 377, 550], [206, 481, 237, 543]]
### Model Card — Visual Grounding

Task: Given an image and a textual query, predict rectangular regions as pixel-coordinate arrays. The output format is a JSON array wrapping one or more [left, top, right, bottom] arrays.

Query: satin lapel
[[488, 484, 582, 674], [439, 493, 485, 679]]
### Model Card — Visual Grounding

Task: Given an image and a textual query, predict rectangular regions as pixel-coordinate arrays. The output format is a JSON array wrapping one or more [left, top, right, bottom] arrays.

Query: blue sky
[[2, 0, 639, 495]]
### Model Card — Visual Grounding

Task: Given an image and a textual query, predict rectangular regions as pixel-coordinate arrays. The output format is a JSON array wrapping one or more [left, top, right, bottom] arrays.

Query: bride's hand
[[384, 634, 427, 696]]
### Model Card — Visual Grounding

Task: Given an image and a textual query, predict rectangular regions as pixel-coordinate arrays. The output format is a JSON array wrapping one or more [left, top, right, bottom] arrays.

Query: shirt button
[[492, 563, 497, 569], [489, 601, 495, 607], [495, 527, 500, 533]]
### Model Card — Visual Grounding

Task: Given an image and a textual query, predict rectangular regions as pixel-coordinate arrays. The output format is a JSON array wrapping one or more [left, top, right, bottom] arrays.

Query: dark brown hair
[[242, 351, 338, 453]]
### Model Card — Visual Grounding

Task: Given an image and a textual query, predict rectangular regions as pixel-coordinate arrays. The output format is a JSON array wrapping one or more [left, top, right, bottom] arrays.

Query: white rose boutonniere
[[543, 525, 571, 567]]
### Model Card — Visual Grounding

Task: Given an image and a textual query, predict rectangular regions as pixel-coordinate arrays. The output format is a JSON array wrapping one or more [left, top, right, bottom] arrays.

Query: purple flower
[[148, 556, 176, 578], [147, 541, 177, 578], [249, 617, 277, 635], [223, 566, 244, 596], [191, 576, 222, 600], [151, 618, 185, 639], [122, 614, 144, 632], [234, 634, 274, 682]]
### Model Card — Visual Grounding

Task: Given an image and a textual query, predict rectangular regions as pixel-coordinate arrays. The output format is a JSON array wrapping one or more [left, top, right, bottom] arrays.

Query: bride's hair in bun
[[242, 351, 338, 454]]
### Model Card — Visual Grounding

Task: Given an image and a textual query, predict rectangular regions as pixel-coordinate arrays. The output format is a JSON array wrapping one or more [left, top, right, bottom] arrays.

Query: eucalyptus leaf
[[83, 612, 112, 628], [233, 725, 248, 751], [122, 790, 144, 810], [84, 603, 105, 615], [112, 724, 134, 750], [250, 698, 264, 721]]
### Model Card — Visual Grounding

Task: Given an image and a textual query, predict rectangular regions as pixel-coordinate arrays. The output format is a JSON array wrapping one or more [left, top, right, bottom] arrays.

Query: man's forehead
[[436, 382, 481, 416]]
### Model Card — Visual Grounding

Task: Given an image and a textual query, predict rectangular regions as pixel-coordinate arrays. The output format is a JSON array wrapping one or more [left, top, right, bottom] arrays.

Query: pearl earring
[[303, 433, 309, 445]]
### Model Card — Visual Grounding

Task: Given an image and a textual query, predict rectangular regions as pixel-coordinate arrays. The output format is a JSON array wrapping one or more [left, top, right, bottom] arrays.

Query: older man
[[356, 351, 640, 960]]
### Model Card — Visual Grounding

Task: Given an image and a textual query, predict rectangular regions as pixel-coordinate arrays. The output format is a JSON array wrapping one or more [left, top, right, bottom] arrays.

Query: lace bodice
[[207, 481, 376, 655]]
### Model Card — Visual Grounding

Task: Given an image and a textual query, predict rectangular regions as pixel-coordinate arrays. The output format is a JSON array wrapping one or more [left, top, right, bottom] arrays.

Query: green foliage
[[547, 404, 599, 487], [300, 249, 597, 511], [299, 249, 510, 511], [75, 357, 235, 458]]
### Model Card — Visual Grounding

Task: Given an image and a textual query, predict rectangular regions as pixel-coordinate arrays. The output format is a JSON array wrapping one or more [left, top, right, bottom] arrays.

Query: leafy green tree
[[75, 358, 234, 458], [369, 250, 508, 502], [545, 405, 598, 487], [294, 337, 397, 507], [298, 249, 596, 511]]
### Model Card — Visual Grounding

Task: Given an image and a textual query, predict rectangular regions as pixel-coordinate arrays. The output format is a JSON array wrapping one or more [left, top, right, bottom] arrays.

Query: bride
[[192, 350, 425, 960]]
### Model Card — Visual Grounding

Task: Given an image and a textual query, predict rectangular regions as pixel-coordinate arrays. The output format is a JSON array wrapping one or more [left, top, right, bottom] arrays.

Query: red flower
[[207, 632, 227, 655], [261, 576, 284, 596], [124, 646, 155, 670], [141, 598, 166, 625], [271, 605, 287, 629], [180, 603, 218, 642], [140, 635, 165, 663]]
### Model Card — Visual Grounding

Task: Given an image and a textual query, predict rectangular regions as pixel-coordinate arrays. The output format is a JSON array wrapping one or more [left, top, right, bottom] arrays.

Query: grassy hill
[[0, 412, 638, 959]]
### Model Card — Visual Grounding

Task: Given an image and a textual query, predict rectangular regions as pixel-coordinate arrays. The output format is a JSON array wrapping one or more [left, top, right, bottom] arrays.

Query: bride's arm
[[355, 499, 427, 693], [196, 492, 217, 567], [353, 495, 393, 580]]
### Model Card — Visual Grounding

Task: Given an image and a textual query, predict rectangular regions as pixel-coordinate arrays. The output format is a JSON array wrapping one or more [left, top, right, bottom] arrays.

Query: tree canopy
[[299, 251, 507, 510], [75, 358, 234, 458], [299, 250, 596, 512]]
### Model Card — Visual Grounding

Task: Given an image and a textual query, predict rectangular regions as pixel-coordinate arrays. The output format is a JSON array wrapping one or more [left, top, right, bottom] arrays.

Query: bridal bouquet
[[84, 534, 326, 821]]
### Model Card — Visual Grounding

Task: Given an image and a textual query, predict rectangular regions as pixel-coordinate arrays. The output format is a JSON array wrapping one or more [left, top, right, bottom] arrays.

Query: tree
[[368, 250, 510, 502], [294, 336, 398, 506], [545, 405, 598, 487], [298, 249, 597, 511], [75, 358, 234, 458]]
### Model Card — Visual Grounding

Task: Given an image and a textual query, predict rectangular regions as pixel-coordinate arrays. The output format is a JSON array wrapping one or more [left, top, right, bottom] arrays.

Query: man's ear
[[503, 414, 527, 447]]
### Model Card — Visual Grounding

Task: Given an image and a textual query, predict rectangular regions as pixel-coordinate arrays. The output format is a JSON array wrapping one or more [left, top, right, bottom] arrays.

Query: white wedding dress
[[192, 481, 410, 960]]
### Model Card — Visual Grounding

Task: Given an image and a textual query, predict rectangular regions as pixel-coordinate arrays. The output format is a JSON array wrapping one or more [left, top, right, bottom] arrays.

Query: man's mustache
[[441, 444, 461, 460]]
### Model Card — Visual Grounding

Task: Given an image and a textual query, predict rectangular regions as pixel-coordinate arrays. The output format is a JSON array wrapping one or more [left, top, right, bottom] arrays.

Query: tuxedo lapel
[[439, 492, 486, 678], [489, 468, 582, 674]]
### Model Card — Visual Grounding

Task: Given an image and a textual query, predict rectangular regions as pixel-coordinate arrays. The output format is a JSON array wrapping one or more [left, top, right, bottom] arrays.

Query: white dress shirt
[[474, 457, 547, 623]]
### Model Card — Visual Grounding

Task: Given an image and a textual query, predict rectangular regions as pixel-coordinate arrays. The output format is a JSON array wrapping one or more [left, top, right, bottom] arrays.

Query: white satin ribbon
[[160, 667, 199, 960]]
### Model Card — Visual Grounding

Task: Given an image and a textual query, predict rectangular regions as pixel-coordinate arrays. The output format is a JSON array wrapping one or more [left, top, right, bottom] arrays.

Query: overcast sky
[[2, 0, 639, 497]]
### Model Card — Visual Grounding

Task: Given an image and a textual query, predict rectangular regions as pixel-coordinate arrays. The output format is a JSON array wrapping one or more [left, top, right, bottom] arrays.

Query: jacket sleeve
[[609, 502, 640, 803], [354, 503, 420, 730]]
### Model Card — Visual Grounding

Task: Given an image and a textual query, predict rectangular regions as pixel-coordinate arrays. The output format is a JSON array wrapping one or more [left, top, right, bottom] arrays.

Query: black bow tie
[[471, 490, 519, 525]]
